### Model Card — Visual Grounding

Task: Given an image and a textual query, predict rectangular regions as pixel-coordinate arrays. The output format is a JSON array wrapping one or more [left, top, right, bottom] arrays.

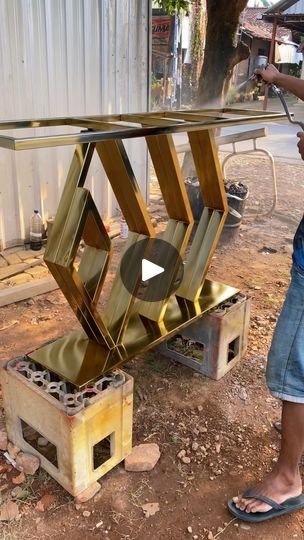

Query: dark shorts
[[266, 264, 304, 402]]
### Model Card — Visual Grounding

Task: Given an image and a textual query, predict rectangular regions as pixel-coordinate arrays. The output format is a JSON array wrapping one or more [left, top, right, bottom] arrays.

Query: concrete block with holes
[[0, 360, 133, 497], [158, 294, 251, 380]]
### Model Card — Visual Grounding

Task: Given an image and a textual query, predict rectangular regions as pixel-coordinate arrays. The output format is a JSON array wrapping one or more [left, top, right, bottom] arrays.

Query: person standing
[[228, 64, 304, 522]]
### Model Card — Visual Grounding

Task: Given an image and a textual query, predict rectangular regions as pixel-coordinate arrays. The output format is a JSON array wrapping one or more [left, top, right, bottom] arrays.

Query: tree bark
[[196, 0, 249, 107], [189, 1, 206, 100]]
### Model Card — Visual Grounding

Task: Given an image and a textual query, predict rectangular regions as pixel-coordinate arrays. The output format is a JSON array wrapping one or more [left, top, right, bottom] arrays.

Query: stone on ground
[[11, 486, 26, 499], [12, 472, 25, 485], [16, 452, 40, 475], [124, 443, 160, 472], [36, 494, 56, 512], [141, 502, 160, 517], [0, 501, 19, 521], [74, 481, 101, 503]]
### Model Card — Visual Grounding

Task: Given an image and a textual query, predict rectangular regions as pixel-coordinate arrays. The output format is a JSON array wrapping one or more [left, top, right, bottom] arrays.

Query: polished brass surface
[[29, 279, 238, 388], [0, 108, 286, 150], [2, 108, 285, 385]]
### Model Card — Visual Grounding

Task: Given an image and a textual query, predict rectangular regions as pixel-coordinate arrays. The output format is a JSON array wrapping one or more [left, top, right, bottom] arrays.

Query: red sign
[[152, 16, 172, 44]]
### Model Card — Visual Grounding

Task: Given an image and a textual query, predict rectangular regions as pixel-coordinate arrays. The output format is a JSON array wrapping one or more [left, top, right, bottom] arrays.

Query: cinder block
[[1, 360, 133, 497], [159, 293, 251, 380]]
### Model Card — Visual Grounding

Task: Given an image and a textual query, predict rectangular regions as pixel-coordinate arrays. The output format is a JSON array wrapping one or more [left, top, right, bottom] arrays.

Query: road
[[173, 98, 304, 163]]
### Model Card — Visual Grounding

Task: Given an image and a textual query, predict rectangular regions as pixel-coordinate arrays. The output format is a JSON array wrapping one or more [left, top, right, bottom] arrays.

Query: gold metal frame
[[0, 108, 286, 387]]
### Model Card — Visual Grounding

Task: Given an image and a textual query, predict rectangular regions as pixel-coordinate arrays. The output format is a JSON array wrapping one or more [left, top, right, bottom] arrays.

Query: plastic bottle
[[30, 210, 43, 250], [120, 217, 129, 239]]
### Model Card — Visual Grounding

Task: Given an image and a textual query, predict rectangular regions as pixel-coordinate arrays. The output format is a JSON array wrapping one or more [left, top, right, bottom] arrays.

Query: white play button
[[142, 258, 165, 282]]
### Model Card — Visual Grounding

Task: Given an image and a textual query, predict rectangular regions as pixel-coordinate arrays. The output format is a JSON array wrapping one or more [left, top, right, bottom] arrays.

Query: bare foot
[[232, 469, 302, 514]]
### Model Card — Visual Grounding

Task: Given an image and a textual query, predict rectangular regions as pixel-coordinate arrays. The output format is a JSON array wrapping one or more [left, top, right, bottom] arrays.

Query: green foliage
[[154, 0, 194, 15], [254, 0, 272, 6], [289, 65, 301, 78]]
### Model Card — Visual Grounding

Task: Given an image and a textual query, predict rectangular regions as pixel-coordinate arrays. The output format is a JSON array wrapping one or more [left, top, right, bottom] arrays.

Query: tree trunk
[[189, 1, 206, 100], [196, 0, 249, 107]]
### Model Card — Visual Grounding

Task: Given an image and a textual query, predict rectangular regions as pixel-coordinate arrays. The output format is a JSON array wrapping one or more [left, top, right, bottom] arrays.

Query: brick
[[23, 248, 44, 258], [1, 253, 22, 265], [0, 263, 28, 280], [74, 482, 101, 503], [1, 367, 133, 497], [16, 250, 40, 261], [124, 443, 160, 472], [24, 258, 39, 264], [16, 452, 40, 475], [0, 256, 8, 268], [25, 266, 49, 279], [3, 273, 32, 286]]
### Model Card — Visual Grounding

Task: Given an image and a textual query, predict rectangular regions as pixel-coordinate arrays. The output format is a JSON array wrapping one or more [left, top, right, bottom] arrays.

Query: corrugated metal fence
[[0, 0, 150, 248]]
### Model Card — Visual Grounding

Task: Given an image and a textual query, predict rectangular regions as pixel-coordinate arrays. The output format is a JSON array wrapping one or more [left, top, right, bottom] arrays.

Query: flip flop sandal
[[228, 491, 304, 523]]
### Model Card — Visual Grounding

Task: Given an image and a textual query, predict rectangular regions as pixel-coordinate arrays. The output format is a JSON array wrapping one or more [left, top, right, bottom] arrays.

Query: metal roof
[[284, 0, 304, 14], [263, 0, 304, 32], [265, 0, 304, 14]]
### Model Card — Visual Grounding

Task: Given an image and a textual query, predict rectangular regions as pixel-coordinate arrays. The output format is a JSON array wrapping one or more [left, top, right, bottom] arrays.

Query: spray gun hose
[[270, 84, 304, 131]]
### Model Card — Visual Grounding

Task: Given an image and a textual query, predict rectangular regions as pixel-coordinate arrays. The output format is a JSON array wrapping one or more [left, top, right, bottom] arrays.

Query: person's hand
[[297, 132, 304, 160], [254, 64, 280, 84]]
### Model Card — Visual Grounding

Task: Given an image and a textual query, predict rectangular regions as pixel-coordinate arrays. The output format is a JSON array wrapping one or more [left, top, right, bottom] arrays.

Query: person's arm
[[255, 64, 304, 160], [255, 64, 304, 102]]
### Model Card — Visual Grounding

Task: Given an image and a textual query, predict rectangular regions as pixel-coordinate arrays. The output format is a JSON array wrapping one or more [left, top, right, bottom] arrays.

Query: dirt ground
[[0, 154, 304, 539]]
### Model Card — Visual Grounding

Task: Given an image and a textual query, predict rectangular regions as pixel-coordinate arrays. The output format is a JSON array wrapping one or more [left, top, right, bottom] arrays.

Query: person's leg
[[233, 400, 303, 513], [231, 265, 304, 515]]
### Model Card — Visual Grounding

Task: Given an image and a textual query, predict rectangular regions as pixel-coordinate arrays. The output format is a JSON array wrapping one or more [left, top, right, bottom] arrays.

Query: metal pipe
[[263, 18, 277, 111], [271, 84, 304, 131]]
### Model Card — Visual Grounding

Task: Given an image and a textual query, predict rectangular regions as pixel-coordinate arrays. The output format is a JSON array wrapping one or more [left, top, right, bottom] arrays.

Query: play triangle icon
[[142, 258, 165, 282]]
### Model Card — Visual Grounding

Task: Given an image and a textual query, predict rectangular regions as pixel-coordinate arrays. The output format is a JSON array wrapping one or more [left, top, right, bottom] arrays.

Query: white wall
[[0, 0, 150, 248]]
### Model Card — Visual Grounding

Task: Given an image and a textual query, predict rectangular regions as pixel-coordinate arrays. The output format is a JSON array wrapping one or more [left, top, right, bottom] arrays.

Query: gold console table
[[0, 108, 285, 387]]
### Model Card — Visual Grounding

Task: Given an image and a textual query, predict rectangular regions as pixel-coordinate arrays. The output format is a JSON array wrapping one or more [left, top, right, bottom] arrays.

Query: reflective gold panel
[[0, 108, 286, 386]]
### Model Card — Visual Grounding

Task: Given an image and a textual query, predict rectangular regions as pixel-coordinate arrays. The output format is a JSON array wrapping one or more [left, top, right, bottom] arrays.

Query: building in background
[[151, 1, 206, 109], [233, 6, 302, 92]]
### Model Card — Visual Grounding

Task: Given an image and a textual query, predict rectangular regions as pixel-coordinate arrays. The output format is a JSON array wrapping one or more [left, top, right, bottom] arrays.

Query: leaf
[[154, 0, 193, 15]]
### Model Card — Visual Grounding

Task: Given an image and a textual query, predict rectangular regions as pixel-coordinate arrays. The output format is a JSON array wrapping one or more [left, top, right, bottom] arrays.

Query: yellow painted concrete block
[[1, 363, 133, 497]]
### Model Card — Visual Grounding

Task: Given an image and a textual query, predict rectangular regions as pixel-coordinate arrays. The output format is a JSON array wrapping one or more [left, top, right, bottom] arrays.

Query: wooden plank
[[217, 127, 269, 146], [0, 276, 58, 307], [175, 127, 269, 154], [0, 258, 44, 281]]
